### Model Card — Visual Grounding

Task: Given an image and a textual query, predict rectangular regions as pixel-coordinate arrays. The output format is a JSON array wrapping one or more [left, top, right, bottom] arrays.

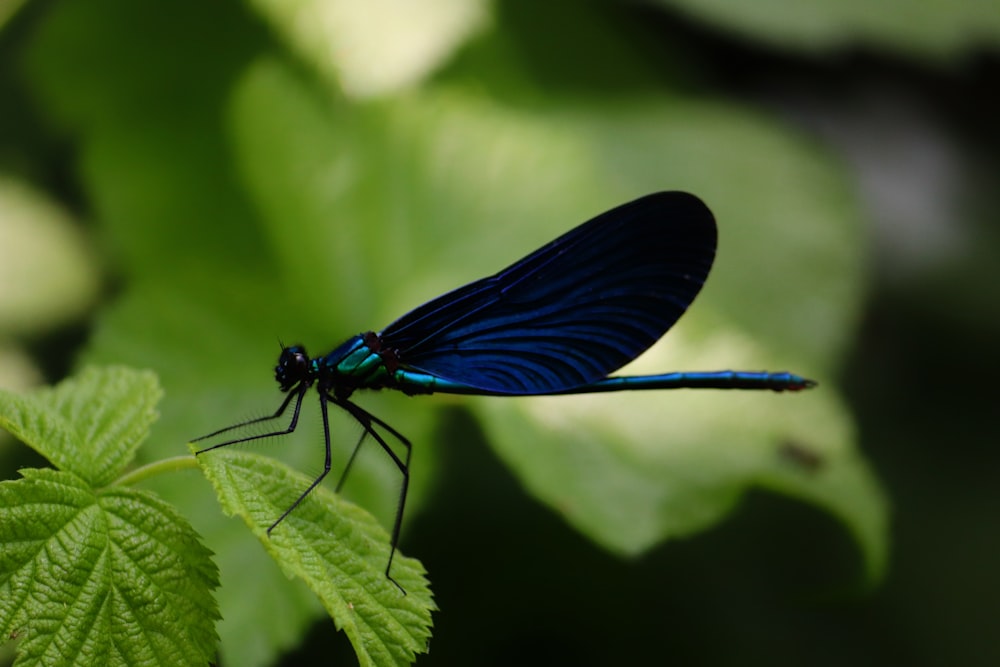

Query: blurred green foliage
[[2, 0, 997, 665]]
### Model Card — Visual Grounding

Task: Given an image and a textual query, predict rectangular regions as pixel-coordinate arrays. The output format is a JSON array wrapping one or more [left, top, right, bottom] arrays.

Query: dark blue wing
[[379, 191, 717, 394]]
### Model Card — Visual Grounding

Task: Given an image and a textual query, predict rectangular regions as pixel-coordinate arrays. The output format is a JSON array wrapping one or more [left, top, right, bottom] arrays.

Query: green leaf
[[233, 74, 886, 578], [653, 0, 1000, 59], [413, 98, 888, 580], [0, 467, 219, 666], [0, 367, 162, 487], [195, 447, 435, 666], [477, 357, 888, 580]]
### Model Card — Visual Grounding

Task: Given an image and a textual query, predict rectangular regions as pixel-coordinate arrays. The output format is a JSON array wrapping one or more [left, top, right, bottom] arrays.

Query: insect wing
[[380, 191, 717, 394]]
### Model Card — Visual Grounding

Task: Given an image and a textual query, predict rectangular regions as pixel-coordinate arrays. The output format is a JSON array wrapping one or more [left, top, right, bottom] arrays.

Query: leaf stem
[[116, 455, 200, 487]]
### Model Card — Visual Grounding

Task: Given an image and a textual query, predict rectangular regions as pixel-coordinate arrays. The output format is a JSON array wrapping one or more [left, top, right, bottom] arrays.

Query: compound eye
[[275, 344, 310, 391]]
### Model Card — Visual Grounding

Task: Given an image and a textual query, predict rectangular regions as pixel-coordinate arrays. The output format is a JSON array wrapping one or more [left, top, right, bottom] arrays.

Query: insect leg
[[193, 385, 306, 454]]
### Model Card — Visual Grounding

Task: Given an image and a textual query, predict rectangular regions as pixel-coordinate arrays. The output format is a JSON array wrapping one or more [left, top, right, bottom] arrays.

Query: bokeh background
[[1, 0, 997, 665]]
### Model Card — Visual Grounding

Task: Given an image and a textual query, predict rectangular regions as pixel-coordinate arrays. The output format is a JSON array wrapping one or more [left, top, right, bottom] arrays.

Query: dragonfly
[[193, 191, 815, 593]]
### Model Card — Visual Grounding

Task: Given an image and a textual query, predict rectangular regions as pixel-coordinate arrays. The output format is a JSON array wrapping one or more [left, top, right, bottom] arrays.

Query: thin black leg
[[335, 429, 370, 494], [193, 385, 305, 453], [265, 391, 334, 535], [335, 396, 412, 595]]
